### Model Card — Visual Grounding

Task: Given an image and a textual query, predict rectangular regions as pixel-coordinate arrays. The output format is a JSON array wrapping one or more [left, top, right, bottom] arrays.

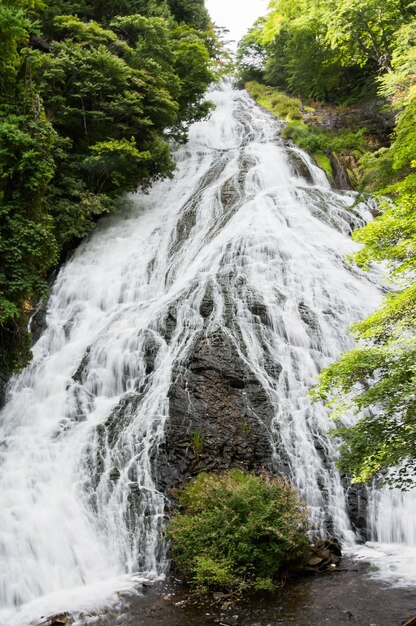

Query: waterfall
[[0, 83, 411, 625]]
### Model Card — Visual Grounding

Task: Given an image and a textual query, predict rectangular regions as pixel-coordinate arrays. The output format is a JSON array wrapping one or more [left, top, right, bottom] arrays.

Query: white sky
[[206, 0, 269, 49]]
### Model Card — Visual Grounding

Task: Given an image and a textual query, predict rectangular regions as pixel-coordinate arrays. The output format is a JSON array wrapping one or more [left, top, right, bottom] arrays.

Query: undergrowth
[[167, 469, 309, 595]]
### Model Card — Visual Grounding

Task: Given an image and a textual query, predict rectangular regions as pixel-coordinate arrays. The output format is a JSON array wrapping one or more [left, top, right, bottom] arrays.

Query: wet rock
[[72, 348, 91, 384], [298, 302, 318, 331], [174, 204, 197, 247], [220, 176, 241, 211], [305, 538, 342, 573], [247, 299, 271, 327], [199, 285, 215, 319], [109, 467, 121, 481], [143, 332, 161, 376], [161, 306, 177, 344], [38, 613, 72, 626], [237, 155, 257, 191], [155, 328, 276, 492], [345, 482, 369, 540], [104, 391, 144, 449], [330, 153, 353, 190], [262, 355, 282, 381], [29, 296, 49, 344], [0, 371, 10, 411], [287, 149, 315, 184]]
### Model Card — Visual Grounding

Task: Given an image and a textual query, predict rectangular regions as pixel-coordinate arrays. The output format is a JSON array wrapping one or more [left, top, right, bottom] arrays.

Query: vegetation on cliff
[[239, 1, 416, 488], [167, 470, 309, 594], [0, 0, 217, 372], [312, 25, 416, 489]]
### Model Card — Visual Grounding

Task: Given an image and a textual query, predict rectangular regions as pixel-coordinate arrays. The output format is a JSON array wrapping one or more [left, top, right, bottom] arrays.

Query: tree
[[237, 0, 415, 101], [167, 0, 210, 30], [0, 0, 59, 371], [312, 20, 416, 489], [325, 0, 414, 73], [0, 0, 215, 371]]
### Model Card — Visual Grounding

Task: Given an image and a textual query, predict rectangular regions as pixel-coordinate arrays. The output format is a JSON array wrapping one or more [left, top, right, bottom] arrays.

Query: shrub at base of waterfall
[[166, 469, 310, 595]]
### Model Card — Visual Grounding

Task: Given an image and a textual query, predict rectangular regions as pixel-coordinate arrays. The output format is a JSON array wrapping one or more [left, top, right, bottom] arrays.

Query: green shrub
[[167, 469, 309, 594]]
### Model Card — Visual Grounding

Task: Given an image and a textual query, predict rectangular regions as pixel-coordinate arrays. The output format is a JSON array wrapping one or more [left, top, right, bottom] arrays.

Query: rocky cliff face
[[156, 326, 276, 493]]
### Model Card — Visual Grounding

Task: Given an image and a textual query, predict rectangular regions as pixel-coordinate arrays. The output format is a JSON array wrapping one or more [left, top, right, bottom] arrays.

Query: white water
[[0, 84, 413, 625], [352, 486, 416, 587]]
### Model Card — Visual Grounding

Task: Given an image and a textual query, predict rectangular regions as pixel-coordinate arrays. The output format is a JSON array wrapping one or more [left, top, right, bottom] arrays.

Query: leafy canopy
[[312, 20, 416, 489], [0, 0, 215, 372]]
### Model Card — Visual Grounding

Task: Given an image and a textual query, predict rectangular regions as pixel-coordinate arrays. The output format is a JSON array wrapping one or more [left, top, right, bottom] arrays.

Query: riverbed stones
[[306, 539, 342, 572]]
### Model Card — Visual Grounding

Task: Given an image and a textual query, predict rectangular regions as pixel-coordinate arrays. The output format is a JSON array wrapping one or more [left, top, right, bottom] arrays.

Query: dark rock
[[247, 299, 271, 327], [220, 176, 241, 211], [29, 296, 49, 345], [199, 285, 215, 319], [161, 306, 177, 344], [237, 155, 257, 191], [155, 327, 276, 493], [329, 153, 353, 190], [174, 204, 197, 247], [109, 467, 121, 481], [0, 371, 10, 411], [143, 332, 161, 376], [345, 482, 369, 540], [38, 613, 73, 626], [287, 148, 315, 184], [306, 538, 343, 573], [72, 348, 91, 384]]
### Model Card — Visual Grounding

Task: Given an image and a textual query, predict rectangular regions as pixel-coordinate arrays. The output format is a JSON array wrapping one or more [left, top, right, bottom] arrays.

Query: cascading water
[[0, 83, 413, 625]]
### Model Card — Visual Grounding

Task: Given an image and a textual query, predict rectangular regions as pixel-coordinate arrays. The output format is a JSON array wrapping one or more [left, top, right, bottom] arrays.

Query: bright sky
[[206, 0, 269, 49]]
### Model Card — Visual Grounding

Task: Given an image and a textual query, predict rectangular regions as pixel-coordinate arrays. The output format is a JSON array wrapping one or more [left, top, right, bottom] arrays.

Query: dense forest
[[0, 0, 220, 372], [238, 0, 416, 488]]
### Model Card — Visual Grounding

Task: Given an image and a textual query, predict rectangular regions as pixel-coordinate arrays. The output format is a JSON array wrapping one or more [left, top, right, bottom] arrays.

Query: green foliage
[[0, 0, 59, 370], [0, 0, 215, 371], [238, 0, 415, 102], [246, 81, 302, 121], [312, 20, 416, 489], [167, 470, 309, 594], [245, 81, 369, 180], [324, 0, 411, 72], [168, 0, 210, 30], [312, 290, 416, 488], [191, 429, 204, 455]]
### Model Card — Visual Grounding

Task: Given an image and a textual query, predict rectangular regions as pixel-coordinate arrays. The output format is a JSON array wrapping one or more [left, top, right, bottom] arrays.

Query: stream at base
[[0, 83, 415, 625], [56, 563, 416, 626]]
